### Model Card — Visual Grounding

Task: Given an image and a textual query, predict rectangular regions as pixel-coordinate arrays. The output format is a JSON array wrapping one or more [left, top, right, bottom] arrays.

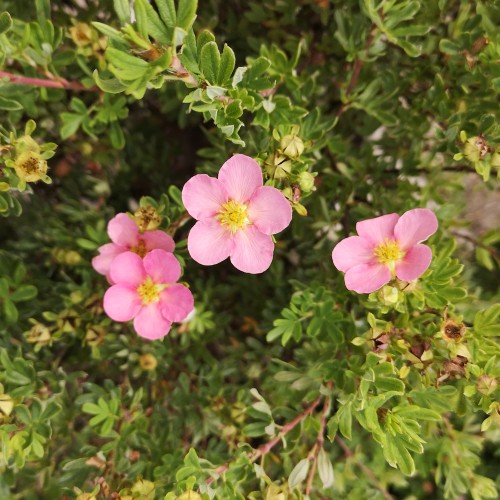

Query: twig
[[335, 435, 393, 500], [305, 384, 332, 495], [451, 231, 500, 259], [167, 211, 190, 236], [205, 394, 322, 487], [0, 70, 98, 91], [336, 28, 376, 118]]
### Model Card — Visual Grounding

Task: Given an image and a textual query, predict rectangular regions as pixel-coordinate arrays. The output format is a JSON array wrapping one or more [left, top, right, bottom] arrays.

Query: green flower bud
[[298, 171, 315, 192], [281, 134, 305, 158]]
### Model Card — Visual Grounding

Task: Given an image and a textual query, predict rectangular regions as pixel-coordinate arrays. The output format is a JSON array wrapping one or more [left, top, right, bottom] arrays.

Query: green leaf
[[176, 0, 198, 31], [387, 436, 415, 475], [288, 458, 309, 490], [92, 22, 124, 43], [0, 12, 13, 34], [60, 113, 84, 139], [200, 41, 220, 84], [392, 406, 441, 421], [93, 71, 128, 93], [113, 0, 130, 24], [218, 44, 235, 85], [156, 0, 176, 27], [474, 304, 500, 336], [0, 96, 23, 111], [338, 403, 352, 440], [109, 121, 125, 150], [3, 299, 18, 323], [35, 0, 50, 23], [10, 285, 37, 302], [133, 0, 149, 37]]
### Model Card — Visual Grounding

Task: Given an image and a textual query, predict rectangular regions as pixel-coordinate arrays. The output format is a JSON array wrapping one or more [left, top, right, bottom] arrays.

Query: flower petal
[[394, 208, 438, 250], [247, 186, 292, 235], [103, 285, 142, 321], [230, 226, 274, 274], [344, 263, 391, 294], [332, 236, 375, 272], [218, 154, 263, 203], [356, 213, 399, 245], [181, 174, 227, 220], [396, 244, 432, 281], [187, 219, 234, 266], [142, 230, 175, 252], [109, 252, 146, 287], [133, 303, 172, 340], [143, 249, 181, 284], [92, 243, 124, 277], [160, 284, 194, 322], [108, 213, 139, 247]]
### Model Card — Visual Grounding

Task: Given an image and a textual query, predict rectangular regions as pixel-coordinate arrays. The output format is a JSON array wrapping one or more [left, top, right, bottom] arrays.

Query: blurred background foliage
[[0, 0, 499, 498]]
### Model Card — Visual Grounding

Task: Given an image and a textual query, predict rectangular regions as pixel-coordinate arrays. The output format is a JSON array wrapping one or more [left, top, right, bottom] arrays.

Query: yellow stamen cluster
[[373, 238, 404, 274], [14, 151, 48, 183], [217, 200, 249, 234], [137, 277, 161, 305]]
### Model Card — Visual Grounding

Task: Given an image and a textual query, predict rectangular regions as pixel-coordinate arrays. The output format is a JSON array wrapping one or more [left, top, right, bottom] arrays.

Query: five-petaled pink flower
[[331, 208, 438, 294], [182, 154, 292, 274], [103, 249, 194, 340], [92, 213, 175, 282]]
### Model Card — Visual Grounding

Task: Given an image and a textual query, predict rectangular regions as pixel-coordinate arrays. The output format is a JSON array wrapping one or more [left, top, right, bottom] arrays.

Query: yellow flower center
[[131, 239, 148, 258], [217, 199, 249, 234], [137, 277, 162, 305], [14, 151, 48, 182], [373, 238, 405, 274]]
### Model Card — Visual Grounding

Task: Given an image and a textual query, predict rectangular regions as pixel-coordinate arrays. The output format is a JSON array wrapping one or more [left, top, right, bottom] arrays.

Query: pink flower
[[92, 213, 175, 282], [103, 249, 194, 340], [181, 154, 292, 274], [331, 208, 438, 294]]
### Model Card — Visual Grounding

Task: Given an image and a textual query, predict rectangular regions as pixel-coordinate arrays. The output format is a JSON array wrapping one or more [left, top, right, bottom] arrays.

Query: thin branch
[[305, 385, 331, 495], [0, 70, 98, 92], [336, 28, 376, 118], [205, 394, 322, 487], [451, 230, 500, 259], [167, 211, 190, 237], [335, 435, 393, 500]]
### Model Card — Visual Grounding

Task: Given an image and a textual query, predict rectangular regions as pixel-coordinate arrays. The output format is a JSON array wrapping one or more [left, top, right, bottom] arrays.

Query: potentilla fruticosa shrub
[[0, 0, 499, 498]]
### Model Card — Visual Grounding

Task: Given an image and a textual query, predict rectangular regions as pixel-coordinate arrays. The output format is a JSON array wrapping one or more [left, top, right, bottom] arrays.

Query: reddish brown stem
[[205, 394, 322, 486], [305, 387, 331, 495], [0, 70, 98, 91], [336, 28, 376, 117]]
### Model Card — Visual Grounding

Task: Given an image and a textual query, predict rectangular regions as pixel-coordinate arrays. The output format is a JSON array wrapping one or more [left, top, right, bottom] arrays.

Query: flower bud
[[298, 171, 315, 192], [280, 133, 305, 158], [134, 206, 162, 232], [26, 323, 52, 348], [265, 153, 292, 179], [85, 325, 106, 346]]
